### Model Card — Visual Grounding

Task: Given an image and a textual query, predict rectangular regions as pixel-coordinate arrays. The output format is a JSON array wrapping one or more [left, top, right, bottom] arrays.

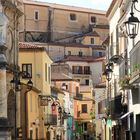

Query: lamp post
[[10, 70, 33, 140], [103, 63, 113, 140], [125, 0, 140, 39]]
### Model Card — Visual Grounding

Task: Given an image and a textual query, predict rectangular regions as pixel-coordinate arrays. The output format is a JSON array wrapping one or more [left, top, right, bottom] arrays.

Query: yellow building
[[19, 42, 53, 139]]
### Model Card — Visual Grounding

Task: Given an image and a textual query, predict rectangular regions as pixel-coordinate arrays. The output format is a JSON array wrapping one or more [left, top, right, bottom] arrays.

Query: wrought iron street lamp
[[125, 0, 140, 39], [103, 63, 113, 140], [104, 63, 113, 82]]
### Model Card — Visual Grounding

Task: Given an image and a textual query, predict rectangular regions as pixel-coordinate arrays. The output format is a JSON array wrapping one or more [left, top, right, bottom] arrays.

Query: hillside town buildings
[[3, 0, 140, 140]]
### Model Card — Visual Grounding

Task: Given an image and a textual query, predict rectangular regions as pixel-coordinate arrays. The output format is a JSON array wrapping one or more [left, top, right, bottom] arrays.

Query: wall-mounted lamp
[[125, 0, 140, 39], [10, 71, 33, 92], [103, 63, 113, 81]]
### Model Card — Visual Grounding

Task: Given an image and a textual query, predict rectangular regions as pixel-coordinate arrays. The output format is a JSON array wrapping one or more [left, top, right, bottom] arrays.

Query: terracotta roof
[[75, 31, 100, 38], [51, 73, 73, 81], [48, 42, 105, 50], [19, 42, 45, 49], [60, 56, 106, 62], [94, 24, 109, 29], [86, 31, 100, 37]]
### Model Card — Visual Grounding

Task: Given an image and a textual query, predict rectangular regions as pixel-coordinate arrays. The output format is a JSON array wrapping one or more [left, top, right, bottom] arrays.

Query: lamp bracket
[[134, 1, 140, 12]]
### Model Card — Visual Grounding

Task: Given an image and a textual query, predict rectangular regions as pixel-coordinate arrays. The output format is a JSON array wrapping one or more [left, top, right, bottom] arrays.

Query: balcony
[[129, 41, 140, 84], [44, 114, 57, 126], [72, 71, 91, 75], [72, 66, 92, 78]]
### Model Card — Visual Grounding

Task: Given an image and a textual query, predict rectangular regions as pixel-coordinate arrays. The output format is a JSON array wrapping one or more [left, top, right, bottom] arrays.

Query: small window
[[99, 52, 103, 57], [82, 104, 87, 113], [84, 123, 87, 131], [70, 13, 76, 21], [34, 11, 39, 20], [76, 86, 79, 95], [68, 51, 71, 55], [91, 16, 96, 23], [22, 64, 32, 78], [91, 38, 95, 44], [85, 79, 89, 85], [84, 66, 90, 74], [79, 51, 83, 57]]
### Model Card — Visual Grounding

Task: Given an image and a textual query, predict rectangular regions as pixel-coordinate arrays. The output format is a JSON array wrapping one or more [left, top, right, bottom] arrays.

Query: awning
[[120, 111, 133, 120]]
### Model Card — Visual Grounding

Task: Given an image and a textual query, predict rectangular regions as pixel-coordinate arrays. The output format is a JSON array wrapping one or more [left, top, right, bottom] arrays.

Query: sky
[[37, 0, 112, 11]]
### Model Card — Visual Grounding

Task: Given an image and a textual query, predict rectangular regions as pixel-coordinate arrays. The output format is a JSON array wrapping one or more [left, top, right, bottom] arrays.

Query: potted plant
[[131, 64, 140, 78], [119, 75, 131, 89]]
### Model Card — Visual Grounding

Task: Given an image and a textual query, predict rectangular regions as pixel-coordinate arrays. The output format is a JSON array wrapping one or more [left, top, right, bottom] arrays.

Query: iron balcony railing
[[44, 114, 57, 126]]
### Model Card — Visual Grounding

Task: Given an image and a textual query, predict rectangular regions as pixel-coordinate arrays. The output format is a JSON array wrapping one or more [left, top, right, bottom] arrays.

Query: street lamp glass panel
[[58, 106, 62, 114], [107, 71, 112, 81], [27, 79, 33, 90], [0, 12, 8, 45], [125, 15, 140, 39]]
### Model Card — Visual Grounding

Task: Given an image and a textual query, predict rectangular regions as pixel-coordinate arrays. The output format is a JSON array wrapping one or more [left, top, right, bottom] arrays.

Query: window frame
[[78, 51, 83, 57], [90, 16, 96, 24], [84, 66, 90, 74], [69, 13, 77, 22], [91, 38, 95, 44], [99, 52, 103, 57], [22, 63, 32, 79], [81, 104, 87, 113], [34, 10, 39, 21], [68, 51, 71, 56]]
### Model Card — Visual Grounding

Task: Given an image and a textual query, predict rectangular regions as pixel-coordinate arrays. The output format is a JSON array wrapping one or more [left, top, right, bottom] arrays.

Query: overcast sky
[[36, 0, 112, 11]]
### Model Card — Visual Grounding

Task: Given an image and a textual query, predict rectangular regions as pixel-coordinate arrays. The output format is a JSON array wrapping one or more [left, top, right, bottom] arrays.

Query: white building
[[107, 0, 140, 140]]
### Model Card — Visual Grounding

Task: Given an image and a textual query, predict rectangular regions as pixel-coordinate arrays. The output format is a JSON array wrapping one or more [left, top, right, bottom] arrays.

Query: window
[[68, 51, 71, 55], [82, 104, 87, 113], [98, 102, 102, 114], [22, 64, 32, 78], [85, 79, 89, 85], [99, 52, 103, 57], [70, 13, 76, 21], [78, 51, 83, 57], [76, 86, 79, 96], [84, 123, 87, 131], [84, 66, 90, 74], [91, 38, 95, 44], [72, 66, 82, 74], [90, 16, 96, 23], [45, 63, 47, 81], [34, 11, 39, 20]]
